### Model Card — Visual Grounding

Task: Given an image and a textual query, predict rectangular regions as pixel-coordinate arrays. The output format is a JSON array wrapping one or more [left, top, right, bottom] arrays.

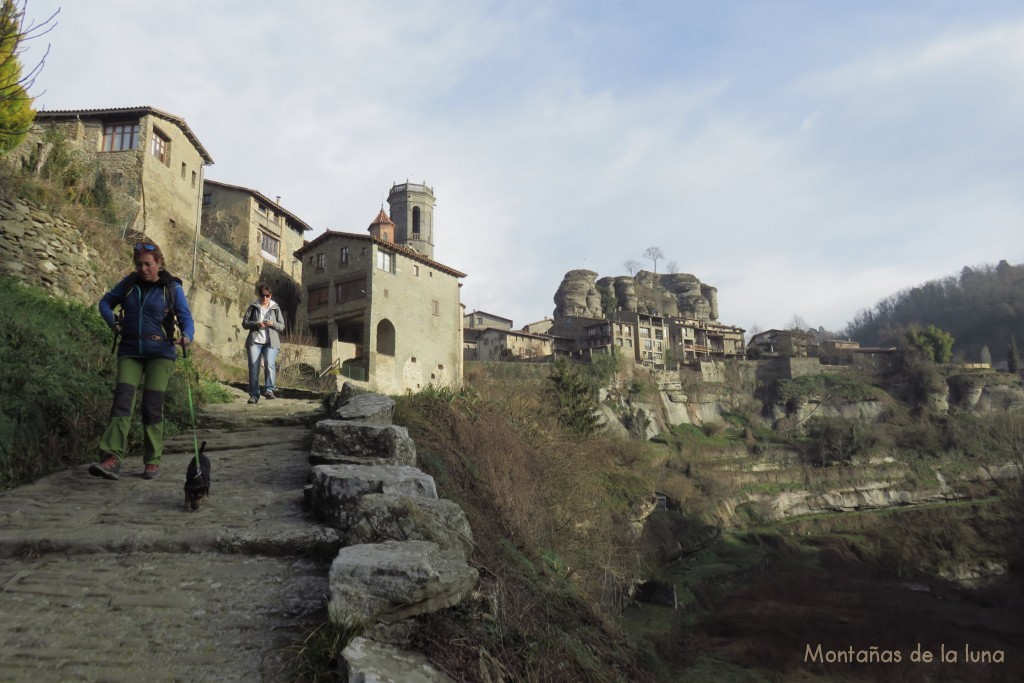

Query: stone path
[[0, 388, 338, 682]]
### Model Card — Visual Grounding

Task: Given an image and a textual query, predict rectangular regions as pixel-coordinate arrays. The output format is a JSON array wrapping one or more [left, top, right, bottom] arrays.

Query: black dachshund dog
[[184, 441, 211, 511]]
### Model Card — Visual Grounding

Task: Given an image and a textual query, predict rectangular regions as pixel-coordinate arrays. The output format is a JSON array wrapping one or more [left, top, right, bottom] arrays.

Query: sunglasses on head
[[134, 243, 157, 252]]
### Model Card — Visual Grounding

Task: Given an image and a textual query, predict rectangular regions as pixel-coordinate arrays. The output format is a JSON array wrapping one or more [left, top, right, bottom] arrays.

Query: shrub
[[392, 378, 657, 682], [803, 417, 877, 466]]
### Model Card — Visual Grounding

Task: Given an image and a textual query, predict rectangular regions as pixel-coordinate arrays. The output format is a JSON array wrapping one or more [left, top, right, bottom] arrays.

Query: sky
[[19, 0, 1024, 334]]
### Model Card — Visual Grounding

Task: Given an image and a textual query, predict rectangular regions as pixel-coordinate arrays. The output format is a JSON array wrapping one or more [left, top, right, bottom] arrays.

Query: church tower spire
[[367, 207, 395, 243]]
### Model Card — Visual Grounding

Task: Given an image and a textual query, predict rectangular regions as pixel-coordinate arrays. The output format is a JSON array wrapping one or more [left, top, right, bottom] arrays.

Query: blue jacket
[[99, 271, 195, 361]]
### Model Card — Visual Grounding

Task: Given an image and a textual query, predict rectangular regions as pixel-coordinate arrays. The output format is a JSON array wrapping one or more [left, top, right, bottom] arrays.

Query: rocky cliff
[[553, 269, 718, 321]]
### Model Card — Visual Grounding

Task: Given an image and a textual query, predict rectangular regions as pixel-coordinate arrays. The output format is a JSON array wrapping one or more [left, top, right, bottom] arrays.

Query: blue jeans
[[247, 343, 279, 398]]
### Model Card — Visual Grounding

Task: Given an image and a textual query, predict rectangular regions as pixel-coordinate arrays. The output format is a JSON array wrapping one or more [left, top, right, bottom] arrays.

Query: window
[[257, 204, 267, 215], [260, 232, 280, 261], [316, 253, 325, 271], [376, 250, 395, 273], [180, 162, 186, 178], [102, 123, 139, 151], [202, 192, 212, 206], [151, 129, 170, 165], [413, 264, 420, 276], [334, 277, 365, 303], [432, 299, 440, 316], [309, 286, 329, 309], [340, 247, 349, 265], [168, 218, 176, 230], [191, 170, 197, 188], [412, 206, 421, 235]]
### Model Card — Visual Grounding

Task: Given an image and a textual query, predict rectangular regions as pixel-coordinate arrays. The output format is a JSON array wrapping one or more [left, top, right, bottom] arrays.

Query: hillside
[[845, 260, 1024, 363]]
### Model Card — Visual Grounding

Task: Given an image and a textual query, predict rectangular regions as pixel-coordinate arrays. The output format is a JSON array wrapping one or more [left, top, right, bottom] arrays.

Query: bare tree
[[643, 246, 664, 273], [623, 259, 641, 276], [786, 314, 809, 331], [665, 261, 678, 274]]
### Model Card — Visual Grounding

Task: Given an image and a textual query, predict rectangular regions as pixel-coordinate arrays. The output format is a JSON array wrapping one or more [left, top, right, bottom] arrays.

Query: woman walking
[[90, 240, 194, 480], [242, 284, 285, 404]]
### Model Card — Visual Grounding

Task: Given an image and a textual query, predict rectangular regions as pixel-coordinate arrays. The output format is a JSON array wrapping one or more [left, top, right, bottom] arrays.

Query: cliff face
[[553, 269, 718, 321]]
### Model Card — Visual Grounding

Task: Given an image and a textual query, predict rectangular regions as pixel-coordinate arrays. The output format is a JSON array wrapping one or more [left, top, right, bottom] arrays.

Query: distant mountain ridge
[[846, 259, 1024, 361]]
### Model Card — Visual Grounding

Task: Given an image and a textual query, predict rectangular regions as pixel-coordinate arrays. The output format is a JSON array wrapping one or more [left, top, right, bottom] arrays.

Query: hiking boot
[[247, 396, 259, 405], [264, 390, 277, 400], [142, 464, 161, 480], [89, 455, 121, 480]]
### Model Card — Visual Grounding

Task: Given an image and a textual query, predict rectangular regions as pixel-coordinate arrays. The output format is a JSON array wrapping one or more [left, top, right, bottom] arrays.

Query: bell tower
[[387, 181, 435, 259]]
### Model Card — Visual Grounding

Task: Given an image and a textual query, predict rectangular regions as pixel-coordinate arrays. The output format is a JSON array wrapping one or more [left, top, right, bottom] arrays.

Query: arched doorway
[[376, 319, 395, 356]]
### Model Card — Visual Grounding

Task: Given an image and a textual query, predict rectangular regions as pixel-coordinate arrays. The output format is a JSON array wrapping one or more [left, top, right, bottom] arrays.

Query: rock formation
[[553, 269, 718, 321]]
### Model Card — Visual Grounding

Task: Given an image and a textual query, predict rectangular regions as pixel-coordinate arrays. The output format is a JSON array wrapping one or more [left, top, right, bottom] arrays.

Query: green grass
[[0, 276, 231, 490], [776, 373, 885, 403]]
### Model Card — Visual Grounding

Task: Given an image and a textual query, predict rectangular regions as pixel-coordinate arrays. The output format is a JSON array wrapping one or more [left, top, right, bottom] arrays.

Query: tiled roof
[[204, 179, 313, 232], [369, 209, 395, 228], [294, 229, 466, 278]]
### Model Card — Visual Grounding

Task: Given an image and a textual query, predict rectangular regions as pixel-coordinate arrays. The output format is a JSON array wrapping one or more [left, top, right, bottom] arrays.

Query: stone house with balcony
[[671, 319, 746, 363], [200, 179, 312, 339], [559, 313, 745, 369], [294, 184, 465, 394], [15, 107, 214, 276]]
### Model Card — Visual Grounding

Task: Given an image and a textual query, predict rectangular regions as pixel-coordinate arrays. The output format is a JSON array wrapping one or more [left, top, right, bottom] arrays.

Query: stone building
[[475, 328, 552, 362], [464, 310, 513, 332], [387, 182, 436, 259], [14, 106, 214, 277], [549, 267, 745, 369], [294, 185, 466, 394], [748, 329, 817, 358], [200, 179, 312, 335]]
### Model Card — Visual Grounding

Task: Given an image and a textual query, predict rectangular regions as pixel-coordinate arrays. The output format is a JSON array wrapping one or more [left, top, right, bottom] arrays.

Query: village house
[[294, 183, 466, 394], [521, 317, 554, 335], [474, 327, 553, 362], [464, 310, 513, 332], [568, 313, 745, 370], [747, 329, 817, 358], [16, 106, 214, 277], [462, 310, 513, 360], [200, 179, 312, 336]]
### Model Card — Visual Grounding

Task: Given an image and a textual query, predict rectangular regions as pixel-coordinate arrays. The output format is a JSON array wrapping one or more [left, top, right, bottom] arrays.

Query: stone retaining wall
[[0, 196, 270, 360], [0, 196, 107, 303]]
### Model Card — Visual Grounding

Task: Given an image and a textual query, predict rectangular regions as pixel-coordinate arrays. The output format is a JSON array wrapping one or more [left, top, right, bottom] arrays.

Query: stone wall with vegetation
[[0, 196, 110, 302], [0, 195, 272, 364]]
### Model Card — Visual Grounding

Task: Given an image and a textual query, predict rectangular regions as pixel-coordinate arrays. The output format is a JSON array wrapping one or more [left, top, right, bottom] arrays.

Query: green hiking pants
[[98, 356, 175, 465]]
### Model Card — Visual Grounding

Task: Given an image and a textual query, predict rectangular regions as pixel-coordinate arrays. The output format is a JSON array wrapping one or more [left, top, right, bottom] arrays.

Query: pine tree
[[0, 1, 54, 155]]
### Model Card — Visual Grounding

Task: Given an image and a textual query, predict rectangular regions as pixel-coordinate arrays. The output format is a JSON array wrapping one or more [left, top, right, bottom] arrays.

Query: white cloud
[[19, 1, 1024, 333]]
